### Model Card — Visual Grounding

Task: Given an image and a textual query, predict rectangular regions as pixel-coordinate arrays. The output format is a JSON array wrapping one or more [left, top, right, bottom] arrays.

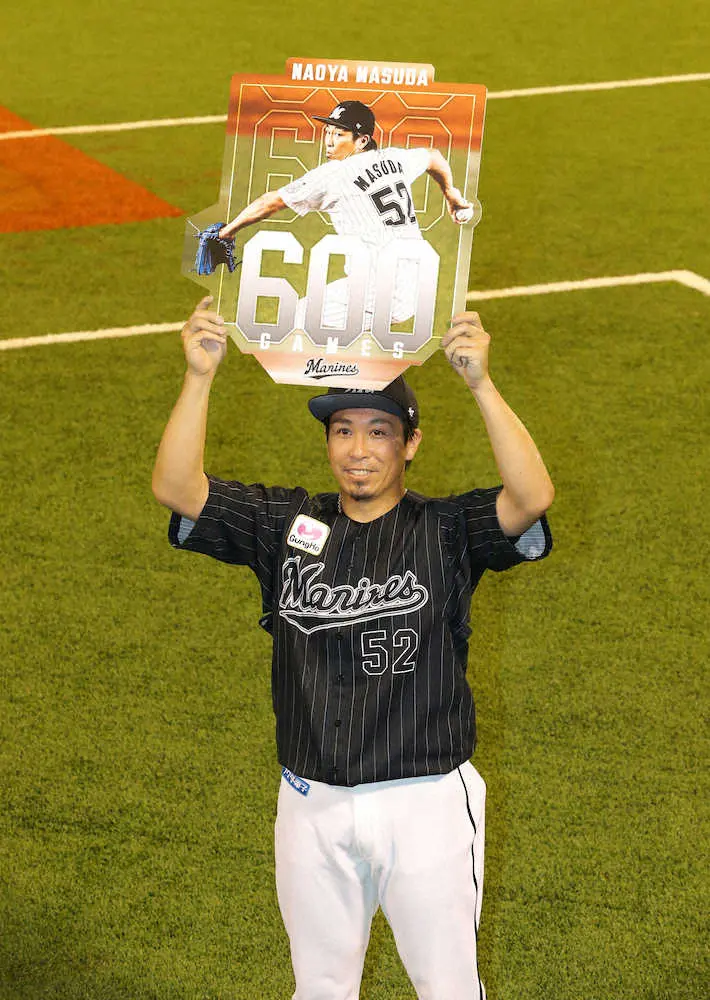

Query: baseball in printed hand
[[455, 206, 474, 224]]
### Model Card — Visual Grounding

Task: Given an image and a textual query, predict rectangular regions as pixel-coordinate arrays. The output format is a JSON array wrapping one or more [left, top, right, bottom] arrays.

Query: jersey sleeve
[[454, 486, 552, 572], [397, 146, 431, 185], [167, 476, 303, 574], [278, 163, 331, 216]]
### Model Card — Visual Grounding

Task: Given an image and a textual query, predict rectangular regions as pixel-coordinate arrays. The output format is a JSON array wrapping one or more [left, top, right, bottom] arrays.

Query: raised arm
[[151, 296, 228, 520], [442, 312, 555, 537], [219, 191, 286, 240], [426, 150, 473, 223]]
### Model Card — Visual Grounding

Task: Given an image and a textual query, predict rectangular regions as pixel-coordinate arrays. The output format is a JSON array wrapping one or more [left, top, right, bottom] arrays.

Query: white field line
[[0, 72, 708, 141], [0, 322, 183, 352], [488, 71, 710, 100], [465, 270, 710, 301], [2, 271, 708, 352], [0, 115, 227, 141]]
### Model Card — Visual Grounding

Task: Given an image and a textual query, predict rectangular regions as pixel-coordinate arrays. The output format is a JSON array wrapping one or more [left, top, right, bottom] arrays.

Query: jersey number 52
[[361, 628, 418, 676], [369, 183, 417, 227]]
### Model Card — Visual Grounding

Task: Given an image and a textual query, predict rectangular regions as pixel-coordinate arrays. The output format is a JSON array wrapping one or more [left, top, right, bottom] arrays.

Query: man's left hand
[[442, 312, 491, 390]]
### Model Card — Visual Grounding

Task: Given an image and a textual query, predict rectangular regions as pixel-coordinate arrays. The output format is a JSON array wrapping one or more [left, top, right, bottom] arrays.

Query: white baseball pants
[[275, 762, 487, 1000], [293, 254, 420, 336]]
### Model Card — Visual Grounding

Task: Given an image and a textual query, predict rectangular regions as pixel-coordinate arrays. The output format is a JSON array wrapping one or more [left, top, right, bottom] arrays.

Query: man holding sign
[[215, 100, 474, 336], [152, 296, 554, 999]]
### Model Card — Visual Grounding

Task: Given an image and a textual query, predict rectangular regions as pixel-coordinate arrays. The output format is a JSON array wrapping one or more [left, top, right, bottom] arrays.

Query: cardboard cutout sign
[[183, 57, 487, 389]]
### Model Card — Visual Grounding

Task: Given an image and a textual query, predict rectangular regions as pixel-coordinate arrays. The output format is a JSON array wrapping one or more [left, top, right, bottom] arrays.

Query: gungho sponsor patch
[[287, 515, 330, 555]]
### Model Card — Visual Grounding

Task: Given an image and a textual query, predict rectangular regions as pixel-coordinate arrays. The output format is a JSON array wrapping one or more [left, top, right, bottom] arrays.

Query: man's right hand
[[182, 296, 228, 376]]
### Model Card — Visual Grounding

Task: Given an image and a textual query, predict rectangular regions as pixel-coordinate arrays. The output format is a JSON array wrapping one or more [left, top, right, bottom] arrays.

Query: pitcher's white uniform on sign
[[279, 147, 432, 330]]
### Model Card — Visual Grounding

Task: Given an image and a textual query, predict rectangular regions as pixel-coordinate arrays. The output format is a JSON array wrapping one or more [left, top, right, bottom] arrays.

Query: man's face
[[326, 408, 422, 506], [324, 125, 364, 161]]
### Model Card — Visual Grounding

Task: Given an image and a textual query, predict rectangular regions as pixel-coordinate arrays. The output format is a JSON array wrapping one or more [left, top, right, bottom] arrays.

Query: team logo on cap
[[331, 106, 345, 119], [287, 515, 331, 555]]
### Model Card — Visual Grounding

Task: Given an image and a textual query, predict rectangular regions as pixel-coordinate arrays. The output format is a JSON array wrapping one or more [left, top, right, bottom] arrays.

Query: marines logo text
[[279, 555, 429, 635]]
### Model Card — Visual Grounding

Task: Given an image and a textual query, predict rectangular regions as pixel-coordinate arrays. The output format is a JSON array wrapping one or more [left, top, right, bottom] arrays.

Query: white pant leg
[[295, 281, 352, 334], [296, 280, 374, 337], [389, 257, 418, 324], [275, 776, 378, 1000], [376, 763, 487, 1000]]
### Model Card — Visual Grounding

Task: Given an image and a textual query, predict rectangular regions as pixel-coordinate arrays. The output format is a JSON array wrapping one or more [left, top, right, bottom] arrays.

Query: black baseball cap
[[308, 376, 419, 431], [313, 100, 376, 136]]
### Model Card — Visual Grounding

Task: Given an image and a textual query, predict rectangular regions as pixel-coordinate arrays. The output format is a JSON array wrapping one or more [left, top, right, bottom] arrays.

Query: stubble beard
[[343, 479, 375, 502]]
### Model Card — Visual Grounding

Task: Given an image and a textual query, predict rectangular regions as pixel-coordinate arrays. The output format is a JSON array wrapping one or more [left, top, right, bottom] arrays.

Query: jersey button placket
[[332, 627, 345, 781], [334, 634, 345, 683], [333, 524, 358, 783]]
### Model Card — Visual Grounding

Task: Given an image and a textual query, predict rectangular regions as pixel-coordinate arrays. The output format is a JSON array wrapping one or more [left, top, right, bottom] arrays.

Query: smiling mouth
[[346, 469, 373, 478]]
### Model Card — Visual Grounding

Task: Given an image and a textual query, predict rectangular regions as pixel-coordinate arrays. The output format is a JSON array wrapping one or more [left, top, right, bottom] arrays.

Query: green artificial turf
[[2, 287, 707, 998], [1, 2, 708, 997]]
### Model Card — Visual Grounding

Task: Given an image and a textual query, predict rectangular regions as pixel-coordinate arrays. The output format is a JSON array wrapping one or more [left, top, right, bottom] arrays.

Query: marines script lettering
[[304, 358, 360, 379], [279, 555, 429, 635]]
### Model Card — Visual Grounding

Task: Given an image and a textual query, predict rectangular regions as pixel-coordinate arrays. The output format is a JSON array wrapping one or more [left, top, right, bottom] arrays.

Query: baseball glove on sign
[[193, 223, 237, 275]]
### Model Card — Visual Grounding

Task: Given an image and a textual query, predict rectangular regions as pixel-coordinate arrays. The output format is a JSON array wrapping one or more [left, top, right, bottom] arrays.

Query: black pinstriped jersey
[[169, 477, 552, 786]]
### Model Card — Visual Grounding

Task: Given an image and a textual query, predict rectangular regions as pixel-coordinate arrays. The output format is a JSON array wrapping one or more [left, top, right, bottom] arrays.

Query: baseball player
[[218, 100, 474, 332], [152, 297, 554, 999]]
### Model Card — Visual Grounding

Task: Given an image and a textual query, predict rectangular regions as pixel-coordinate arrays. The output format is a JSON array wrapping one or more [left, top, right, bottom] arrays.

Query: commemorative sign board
[[183, 57, 487, 389]]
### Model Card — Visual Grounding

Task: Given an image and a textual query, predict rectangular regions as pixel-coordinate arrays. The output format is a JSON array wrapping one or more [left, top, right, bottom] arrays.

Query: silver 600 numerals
[[237, 231, 439, 355]]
